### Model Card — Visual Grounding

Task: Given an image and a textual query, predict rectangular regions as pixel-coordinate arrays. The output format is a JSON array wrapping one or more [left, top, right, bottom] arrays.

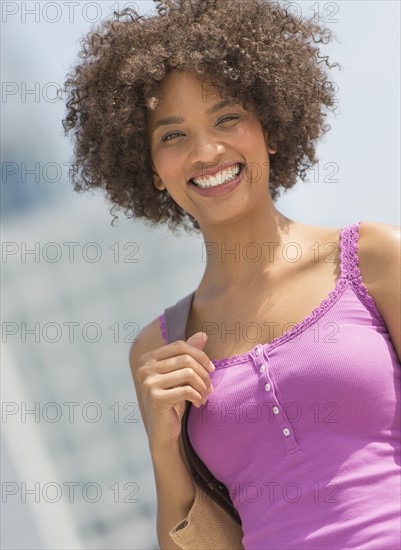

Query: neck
[[196, 200, 296, 294]]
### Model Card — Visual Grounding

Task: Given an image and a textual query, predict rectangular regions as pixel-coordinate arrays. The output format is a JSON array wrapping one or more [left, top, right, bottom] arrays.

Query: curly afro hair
[[62, 0, 339, 234]]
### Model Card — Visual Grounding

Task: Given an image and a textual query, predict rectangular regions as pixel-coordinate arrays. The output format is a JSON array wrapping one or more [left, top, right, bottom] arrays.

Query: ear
[[151, 165, 166, 191], [264, 131, 277, 155]]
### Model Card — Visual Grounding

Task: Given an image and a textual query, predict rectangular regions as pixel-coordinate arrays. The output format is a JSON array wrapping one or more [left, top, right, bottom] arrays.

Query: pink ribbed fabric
[[159, 222, 401, 549]]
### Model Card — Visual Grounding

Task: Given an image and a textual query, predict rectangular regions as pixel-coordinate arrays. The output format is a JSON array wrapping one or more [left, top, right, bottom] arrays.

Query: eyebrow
[[151, 98, 238, 132]]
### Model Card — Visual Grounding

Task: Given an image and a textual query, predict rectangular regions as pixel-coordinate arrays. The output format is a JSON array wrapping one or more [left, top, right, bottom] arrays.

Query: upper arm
[[358, 221, 401, 362], [128, 316, 166, 434]]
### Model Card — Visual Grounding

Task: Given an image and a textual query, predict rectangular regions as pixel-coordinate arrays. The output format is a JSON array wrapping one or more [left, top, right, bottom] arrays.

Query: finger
[[150, 354, 213, 392], [152, 367, 210, 404], [147, 339, 215, 373], [153, 385, 206, 409]]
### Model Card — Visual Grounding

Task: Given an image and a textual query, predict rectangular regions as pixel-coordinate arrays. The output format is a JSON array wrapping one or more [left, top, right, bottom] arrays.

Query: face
[[147, 71, 276, 229]]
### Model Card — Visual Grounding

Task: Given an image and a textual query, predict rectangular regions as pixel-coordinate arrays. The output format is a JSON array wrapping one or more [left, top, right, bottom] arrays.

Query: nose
[[188, 130, 226, 164]]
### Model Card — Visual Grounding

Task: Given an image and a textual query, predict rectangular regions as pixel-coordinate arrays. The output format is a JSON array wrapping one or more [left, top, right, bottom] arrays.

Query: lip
[[188, 161, 242, 183], [188, 164, 245, 197]]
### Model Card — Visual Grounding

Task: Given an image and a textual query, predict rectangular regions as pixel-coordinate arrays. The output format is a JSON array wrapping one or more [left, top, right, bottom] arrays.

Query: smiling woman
[[62, 1, 401, 549], [147, 71, 277, 216], [62, 0, 338, 234]]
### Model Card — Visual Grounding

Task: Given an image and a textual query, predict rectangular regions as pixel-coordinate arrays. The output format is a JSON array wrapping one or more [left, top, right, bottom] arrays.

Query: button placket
[[271, 403, 298, 452], [258, 347, 299, 454], [255, 347, 272, 393]]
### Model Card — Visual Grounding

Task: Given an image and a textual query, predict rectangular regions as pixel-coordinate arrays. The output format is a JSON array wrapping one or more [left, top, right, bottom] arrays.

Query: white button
[[273, 406, 279, 415], [255, 348, 261, 356], [283, 428, 290, 436], [260, 365, 265, 373], [264, 383, 271, 391]]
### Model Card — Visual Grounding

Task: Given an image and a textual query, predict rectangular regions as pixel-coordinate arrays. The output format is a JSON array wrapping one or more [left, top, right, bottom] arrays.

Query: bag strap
[[181, 401, 242, 524], [164, 291, 195, 342], [164, 293, 242, 526]]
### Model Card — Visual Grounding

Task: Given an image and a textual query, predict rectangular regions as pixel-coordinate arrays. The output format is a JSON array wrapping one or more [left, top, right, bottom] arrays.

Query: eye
[[160, 115, 240, 143], [161, 131, 183, 143], [217, 115, 240, 125]]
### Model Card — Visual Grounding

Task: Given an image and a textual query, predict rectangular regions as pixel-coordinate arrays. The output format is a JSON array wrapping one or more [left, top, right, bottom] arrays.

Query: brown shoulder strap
[[164, 291, 195, 343], [164, 293, 242, 526], [181, 401, 242, 525]]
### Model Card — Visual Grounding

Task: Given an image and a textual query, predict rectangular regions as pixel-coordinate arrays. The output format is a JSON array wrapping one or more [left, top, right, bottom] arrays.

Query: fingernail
[[210, 362, 215, 371]]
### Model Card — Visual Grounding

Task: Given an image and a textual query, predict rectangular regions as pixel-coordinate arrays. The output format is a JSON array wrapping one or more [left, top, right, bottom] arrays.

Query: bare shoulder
[[357, 221, 401, 282], [357, 221, 401, 361], [128, 315, 166, 374], [361, 220, 400, 245]]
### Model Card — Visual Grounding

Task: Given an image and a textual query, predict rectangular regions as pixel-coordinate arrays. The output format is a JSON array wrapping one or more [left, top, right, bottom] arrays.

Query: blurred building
[[2, 189, 204, 549]]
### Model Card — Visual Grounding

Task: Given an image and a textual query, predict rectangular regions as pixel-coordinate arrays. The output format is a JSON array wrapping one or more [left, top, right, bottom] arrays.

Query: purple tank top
[[159, 222, 401, 549]]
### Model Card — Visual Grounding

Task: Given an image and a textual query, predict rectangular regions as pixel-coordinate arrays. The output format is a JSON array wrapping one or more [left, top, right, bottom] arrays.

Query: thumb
[[186, 331, 208, 350]]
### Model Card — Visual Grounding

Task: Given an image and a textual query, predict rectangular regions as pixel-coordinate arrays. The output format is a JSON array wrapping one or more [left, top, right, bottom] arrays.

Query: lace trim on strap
[[159, 313, 168, 344], [212, 276, 349, 369], [211, 221, 384, 369], [343, 221, 382, 320]]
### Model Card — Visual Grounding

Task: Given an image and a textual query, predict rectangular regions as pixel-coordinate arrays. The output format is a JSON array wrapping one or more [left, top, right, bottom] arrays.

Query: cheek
[[233, 121, 266, 153], [233, 122, 270, 183], [153, 151, 189, 200], [153, 149, 182, 183]]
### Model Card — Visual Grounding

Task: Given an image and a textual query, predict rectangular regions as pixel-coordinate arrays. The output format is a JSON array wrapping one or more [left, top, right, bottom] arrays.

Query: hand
[[136, 332, 215, 451]]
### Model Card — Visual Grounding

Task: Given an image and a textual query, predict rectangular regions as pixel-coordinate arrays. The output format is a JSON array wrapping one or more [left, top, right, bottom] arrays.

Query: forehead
[[149, 71, 235, 114], [160, 71, 221, 98], [160, 70, 205, 88]]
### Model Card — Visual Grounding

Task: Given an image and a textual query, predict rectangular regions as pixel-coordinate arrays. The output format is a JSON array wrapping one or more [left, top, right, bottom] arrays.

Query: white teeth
[[192, 164, 242, 188]]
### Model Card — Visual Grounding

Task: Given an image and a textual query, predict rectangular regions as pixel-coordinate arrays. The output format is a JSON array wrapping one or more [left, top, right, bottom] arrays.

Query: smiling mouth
[[189, 163, 244, 188]]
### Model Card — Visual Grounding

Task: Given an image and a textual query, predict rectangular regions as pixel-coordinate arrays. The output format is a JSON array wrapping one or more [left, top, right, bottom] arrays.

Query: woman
[[62, 1, 401, 548]]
